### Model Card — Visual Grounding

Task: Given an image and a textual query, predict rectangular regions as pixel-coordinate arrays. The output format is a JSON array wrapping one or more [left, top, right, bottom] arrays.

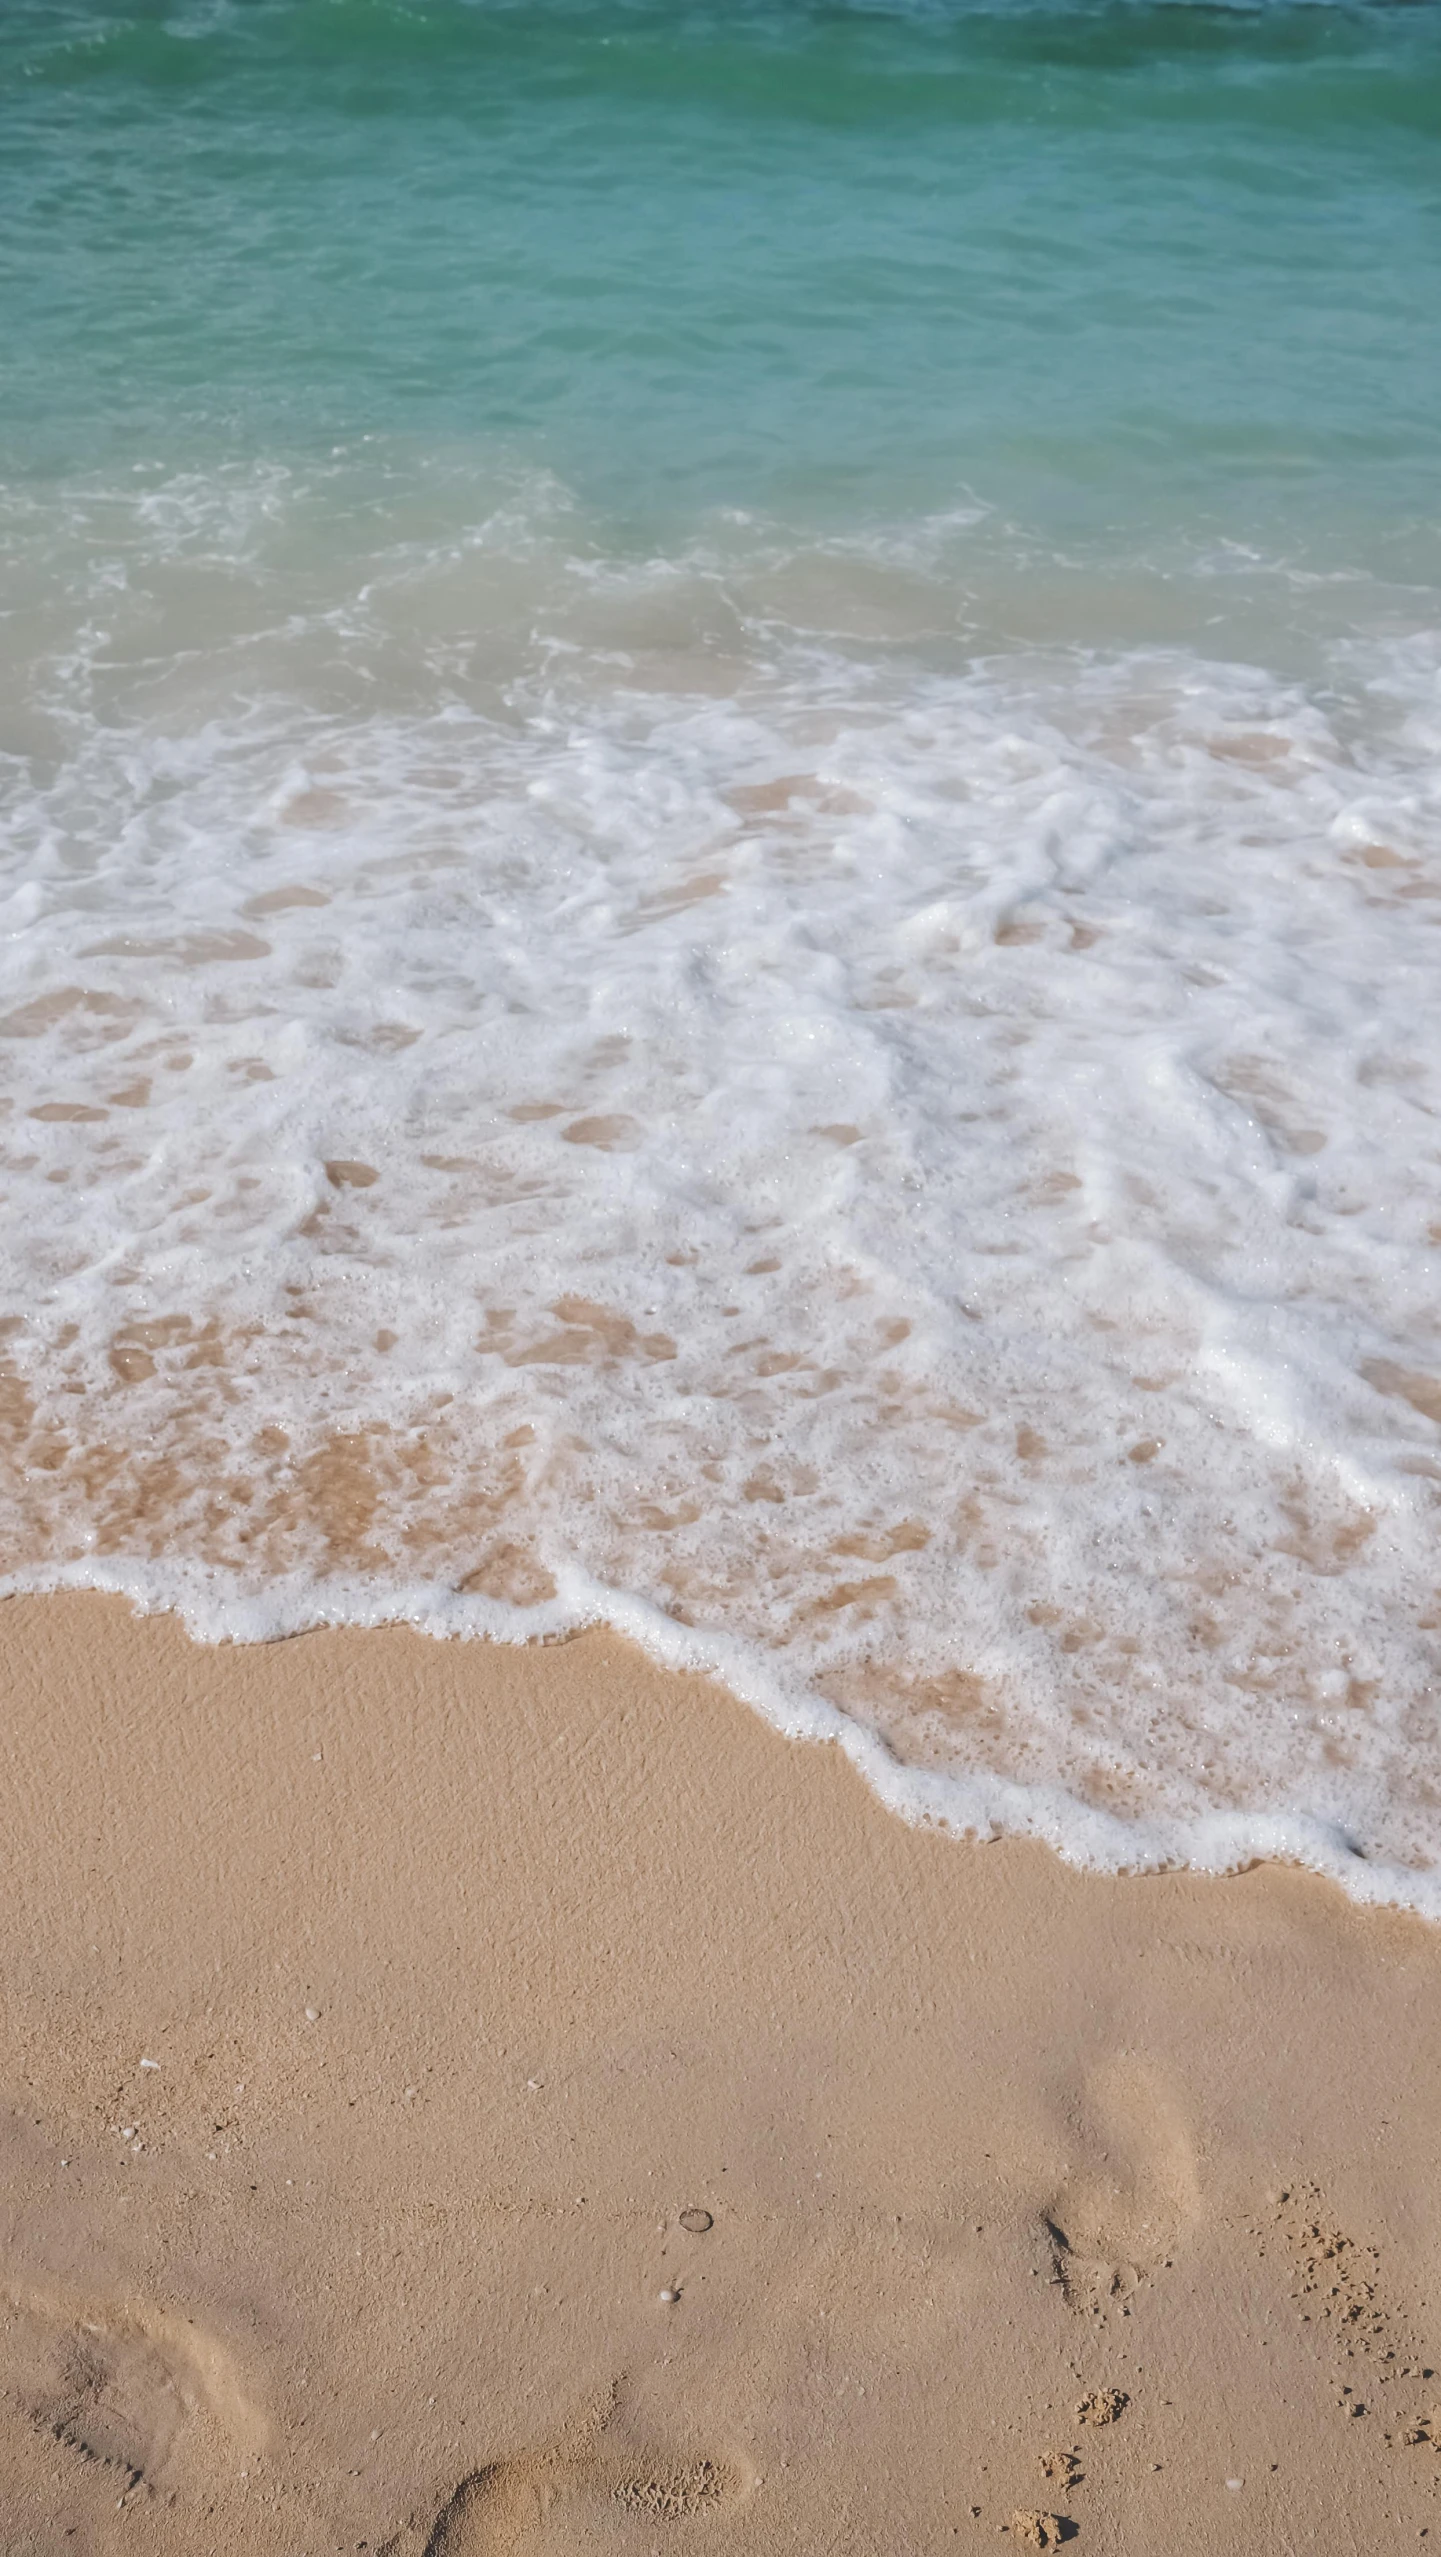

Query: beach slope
[[0, 1593, 1437, 2553]]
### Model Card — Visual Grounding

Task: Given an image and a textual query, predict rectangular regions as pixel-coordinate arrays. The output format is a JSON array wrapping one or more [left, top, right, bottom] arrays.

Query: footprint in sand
[[0, 2275, 265, 2490], [1043, 2058, 1199, 2313], [422, 2390, 747, 2554]]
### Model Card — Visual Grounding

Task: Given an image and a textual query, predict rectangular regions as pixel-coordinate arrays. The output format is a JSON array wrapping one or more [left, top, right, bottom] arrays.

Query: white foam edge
[[6, 1551, 1437, 1923]]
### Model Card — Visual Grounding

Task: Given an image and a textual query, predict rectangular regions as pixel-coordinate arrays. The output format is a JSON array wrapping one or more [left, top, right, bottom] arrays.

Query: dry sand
[[0, 1592, 1438, 2554]]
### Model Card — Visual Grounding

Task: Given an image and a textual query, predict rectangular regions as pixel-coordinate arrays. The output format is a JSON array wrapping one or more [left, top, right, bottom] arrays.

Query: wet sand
[[0, 1591, 1438, 2554]]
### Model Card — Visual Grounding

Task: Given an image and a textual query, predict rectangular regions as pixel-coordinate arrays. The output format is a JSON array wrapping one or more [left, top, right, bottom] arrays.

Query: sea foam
[[2, 462, 1440, 1910]]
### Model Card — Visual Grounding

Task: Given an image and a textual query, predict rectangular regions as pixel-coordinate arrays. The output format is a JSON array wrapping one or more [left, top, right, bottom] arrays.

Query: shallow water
[[3, 0, 1441, 1904]]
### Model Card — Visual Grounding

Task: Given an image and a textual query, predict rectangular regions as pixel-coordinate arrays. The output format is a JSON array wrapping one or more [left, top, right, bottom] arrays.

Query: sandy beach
[[0, 1592, 1436, 2554], [6, 4, 1441, 2549]]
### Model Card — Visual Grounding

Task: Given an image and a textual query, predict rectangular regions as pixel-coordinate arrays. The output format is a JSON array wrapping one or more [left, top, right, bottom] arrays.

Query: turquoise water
[[3, 0, 1439, 587], [4, 1, 1441, 1898]]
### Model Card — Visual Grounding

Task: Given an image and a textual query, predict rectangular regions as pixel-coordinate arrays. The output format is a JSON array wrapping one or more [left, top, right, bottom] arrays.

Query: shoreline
[[1, 1592, 1439, 2551], [3, 1565, 1434, 1923]]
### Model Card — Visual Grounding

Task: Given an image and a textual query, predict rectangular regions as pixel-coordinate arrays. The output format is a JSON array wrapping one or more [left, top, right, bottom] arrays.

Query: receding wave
[[2, 459, 1440, 1908]]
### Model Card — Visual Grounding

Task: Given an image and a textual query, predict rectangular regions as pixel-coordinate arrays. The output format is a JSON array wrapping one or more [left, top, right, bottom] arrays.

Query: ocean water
[[3, 0, 1441, 1905]]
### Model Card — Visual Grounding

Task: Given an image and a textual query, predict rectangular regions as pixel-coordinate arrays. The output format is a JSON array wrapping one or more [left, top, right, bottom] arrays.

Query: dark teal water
[[3, 0, 1439, 580]]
